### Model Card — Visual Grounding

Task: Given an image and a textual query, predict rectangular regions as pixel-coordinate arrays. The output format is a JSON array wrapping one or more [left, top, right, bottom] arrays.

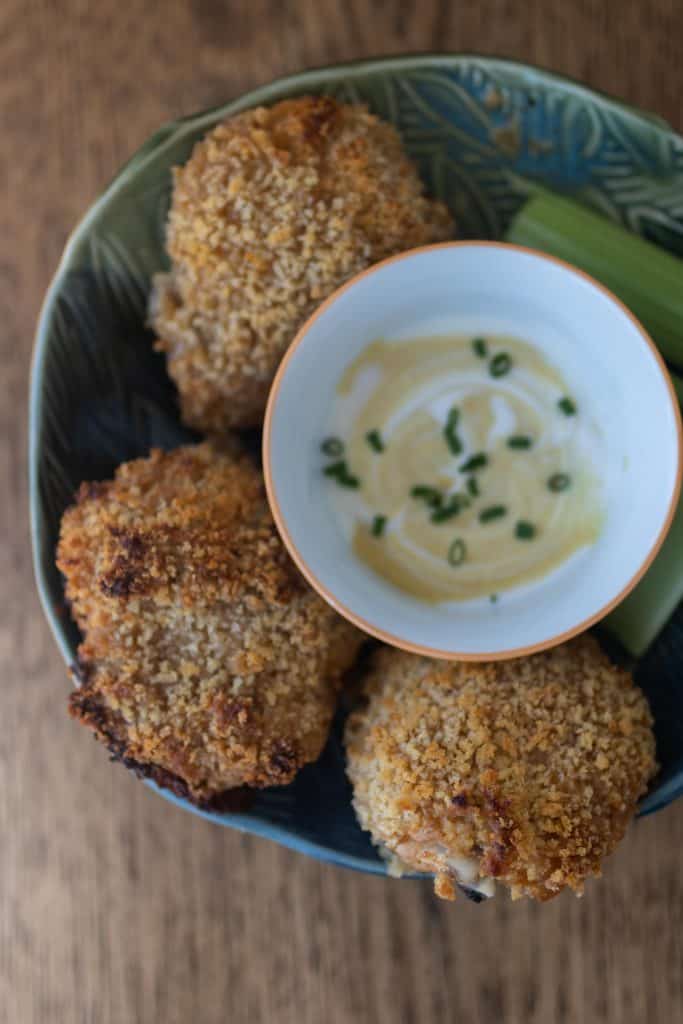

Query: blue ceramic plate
[[30, 56, 683, 873]]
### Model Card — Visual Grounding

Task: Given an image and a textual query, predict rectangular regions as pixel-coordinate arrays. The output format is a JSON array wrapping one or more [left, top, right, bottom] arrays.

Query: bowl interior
[[31, 56, 683, 869], [266, 243, 680, 658]]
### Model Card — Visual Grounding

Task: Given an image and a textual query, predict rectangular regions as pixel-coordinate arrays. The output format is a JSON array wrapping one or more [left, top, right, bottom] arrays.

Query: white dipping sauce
[[323, 334, 603, 603]]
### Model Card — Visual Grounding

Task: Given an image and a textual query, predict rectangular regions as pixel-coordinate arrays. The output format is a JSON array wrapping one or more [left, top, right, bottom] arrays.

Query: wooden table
[[2, 2, 682, 1021]]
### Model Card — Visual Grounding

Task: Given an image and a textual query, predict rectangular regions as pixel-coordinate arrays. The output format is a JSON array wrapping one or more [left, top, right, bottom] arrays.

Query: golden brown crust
[[345, 638, 656, 901], [58, 443, 362, 801], [150, 96, 454, 430]]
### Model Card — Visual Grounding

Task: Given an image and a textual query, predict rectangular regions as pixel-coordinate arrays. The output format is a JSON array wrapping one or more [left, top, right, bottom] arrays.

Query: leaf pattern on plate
[[30, 56, 683, 870]]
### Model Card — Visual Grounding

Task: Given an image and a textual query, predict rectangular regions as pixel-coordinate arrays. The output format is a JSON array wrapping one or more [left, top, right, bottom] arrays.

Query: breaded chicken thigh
[[346, 638, 656, 901], [150, 96, 454, 430], [58, 443, 362, 803]]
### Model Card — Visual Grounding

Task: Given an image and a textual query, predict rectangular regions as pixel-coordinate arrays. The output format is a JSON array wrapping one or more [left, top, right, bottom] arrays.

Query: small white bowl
[[263, 243, 681, 660]]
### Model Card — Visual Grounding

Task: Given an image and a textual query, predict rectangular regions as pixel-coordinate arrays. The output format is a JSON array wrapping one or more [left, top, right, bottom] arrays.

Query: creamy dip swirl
[[325, 334, 602, 603]]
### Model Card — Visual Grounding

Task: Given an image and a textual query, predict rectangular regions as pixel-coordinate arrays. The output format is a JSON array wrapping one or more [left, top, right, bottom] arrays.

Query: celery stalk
[[605, 505, 681, 654], [605, 373, 683, 655], [506, 195, 683, 654], [505, 194, 683, 367], [606, 531, 683, 656]]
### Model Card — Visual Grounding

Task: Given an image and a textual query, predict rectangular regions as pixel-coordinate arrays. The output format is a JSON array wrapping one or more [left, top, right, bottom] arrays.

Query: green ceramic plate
[[30, 56, 683, 874]]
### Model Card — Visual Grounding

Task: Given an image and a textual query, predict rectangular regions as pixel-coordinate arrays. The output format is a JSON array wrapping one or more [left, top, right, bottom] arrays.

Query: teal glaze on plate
[[30, 56, 683, 871]]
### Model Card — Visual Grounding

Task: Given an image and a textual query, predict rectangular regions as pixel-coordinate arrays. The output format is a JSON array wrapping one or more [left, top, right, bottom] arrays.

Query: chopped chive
[[446, 434, 464, 455], [558, 396, 577, 416], [431, 507, 460, 524], [507, 435, 533, 450], [472, 337, 488, 358], [515, 520, 537, 540], [479, 504, 507, 523], [448, 538, 467, 567], [323, 460, 360, 488], [443, 406, 463, 455], [431, 494, 469, 523], [459, 452, 488, 473], [371, 515, 387, 537], [466, 476, 479, 498], [321, 437, 344, 457], [365, 429, 385, 453], [490, 593, 498, 604], [411, 485, 443, 508], [489, 352, 512, 378], [548, 472, 571, 493]]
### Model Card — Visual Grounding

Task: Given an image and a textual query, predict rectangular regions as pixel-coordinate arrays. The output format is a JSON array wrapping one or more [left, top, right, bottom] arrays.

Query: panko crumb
[[150, 95, 454, 431], [57, 442, 362, 803], [345, 638, 657, 901]]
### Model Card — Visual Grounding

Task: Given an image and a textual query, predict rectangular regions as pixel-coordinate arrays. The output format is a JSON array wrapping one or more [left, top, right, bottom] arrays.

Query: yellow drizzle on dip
[[324, 335, 602, 603]]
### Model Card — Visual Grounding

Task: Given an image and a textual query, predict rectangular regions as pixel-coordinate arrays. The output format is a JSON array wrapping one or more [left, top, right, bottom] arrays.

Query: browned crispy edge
[[69, 662, 254, 813]]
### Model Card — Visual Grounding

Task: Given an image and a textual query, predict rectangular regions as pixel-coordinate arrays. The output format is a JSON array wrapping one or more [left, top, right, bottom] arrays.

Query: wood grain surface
[[2, 2, 683, 1021]]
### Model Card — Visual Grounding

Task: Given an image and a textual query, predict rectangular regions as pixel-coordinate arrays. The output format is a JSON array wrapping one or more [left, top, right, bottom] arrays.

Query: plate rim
[[28, 53, 683, 855]]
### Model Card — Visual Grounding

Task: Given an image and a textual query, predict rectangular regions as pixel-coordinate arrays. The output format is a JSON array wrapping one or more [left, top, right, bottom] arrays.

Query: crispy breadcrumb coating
[[345, 638, 656, 901], [150, 95, 454, 430], [57, 443, 362, 803]]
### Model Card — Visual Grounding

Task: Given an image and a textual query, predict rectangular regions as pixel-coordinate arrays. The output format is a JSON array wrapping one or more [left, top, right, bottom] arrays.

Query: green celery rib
[[505, 194, 683, 655], [505, 194, 683, 367], [605, 451, 683, 654], [604, 371, 683, 655]]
